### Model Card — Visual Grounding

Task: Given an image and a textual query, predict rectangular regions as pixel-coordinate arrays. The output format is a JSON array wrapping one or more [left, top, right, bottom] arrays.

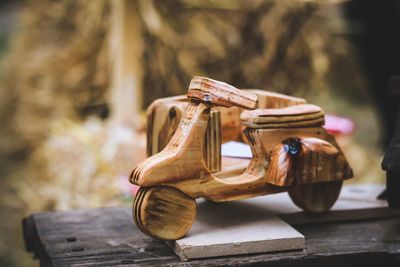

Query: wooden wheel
[[288, 180, 342, 213], [133, 186, 196, 240]]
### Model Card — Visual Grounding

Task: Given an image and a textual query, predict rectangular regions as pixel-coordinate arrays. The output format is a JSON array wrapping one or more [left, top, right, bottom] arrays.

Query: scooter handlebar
[[187, 76, 258, 110]]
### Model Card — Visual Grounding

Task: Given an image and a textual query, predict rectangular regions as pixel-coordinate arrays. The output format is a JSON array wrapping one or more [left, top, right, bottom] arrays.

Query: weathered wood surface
[[169, 183, 400, 260], [23, 204, 400, 267]]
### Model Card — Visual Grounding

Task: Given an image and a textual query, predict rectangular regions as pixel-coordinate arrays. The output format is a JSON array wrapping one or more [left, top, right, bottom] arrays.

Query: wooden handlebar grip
[[187, 76, 258, 110]]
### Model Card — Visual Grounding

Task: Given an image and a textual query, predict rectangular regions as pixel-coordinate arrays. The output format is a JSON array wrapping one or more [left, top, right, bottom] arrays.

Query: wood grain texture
[[288, 180, 343, 213], [204, 110, 221, 172], [133, 186, 196, 240], [217, 106, 243, 142], [266, 137, 352, 186], [265, 142, 295, 186], [134, 100, 352, 202], [187, 76, 258, 110], [247, 89, 306, 109], [146, 89, 307, 146], [133, 98, 279, 203], [146, 95, 187, 157], [295, 138, 352, 184], [131, 77, 353, 240], [256, 127, 336, 155], [23, 205, 400, 267], [131, 101, 210, 187], [146, 99, 223, 173], [240, 104, 324, 128]]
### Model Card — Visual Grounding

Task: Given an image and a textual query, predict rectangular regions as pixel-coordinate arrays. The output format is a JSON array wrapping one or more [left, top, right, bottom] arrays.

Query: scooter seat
[[240, 104, 324, 128]]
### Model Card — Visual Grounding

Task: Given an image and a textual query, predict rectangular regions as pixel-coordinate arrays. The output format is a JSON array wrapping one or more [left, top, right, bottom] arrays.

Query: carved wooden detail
[[240, 104, 324, 128], [133, 186, 196, 240], [288, 180, 343, 213], [187, 76, 258, 109], [130, 76, 353, 240], [266, 137, 353, 186]]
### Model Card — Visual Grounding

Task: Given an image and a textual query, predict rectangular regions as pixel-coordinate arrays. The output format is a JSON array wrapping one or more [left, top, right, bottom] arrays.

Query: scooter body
[[130, 76, 353, 240]]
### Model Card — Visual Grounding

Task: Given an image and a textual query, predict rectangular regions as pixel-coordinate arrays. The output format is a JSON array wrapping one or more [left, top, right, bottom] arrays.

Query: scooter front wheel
[[288, 180, 342, 213], [133, 186, 196, 240]]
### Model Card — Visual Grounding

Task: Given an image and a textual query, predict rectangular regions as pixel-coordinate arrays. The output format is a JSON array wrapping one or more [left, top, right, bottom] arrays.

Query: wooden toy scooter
[[130, 76, 353, 240]]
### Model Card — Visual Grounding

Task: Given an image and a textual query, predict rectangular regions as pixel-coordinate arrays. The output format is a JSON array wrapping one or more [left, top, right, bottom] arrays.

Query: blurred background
[[0, 0, 399, 266]]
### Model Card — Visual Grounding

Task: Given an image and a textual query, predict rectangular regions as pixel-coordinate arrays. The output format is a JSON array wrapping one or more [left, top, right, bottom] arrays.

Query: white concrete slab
[[167, 204, 304, 261]]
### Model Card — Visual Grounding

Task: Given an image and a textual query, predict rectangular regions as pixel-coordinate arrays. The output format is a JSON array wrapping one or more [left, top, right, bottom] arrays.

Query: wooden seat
[[240, 104, 325, 128]]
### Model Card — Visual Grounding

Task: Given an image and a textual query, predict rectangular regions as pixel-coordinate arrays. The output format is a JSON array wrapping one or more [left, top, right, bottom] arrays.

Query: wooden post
[[204, 110, 221, 173], [109, 0, 143, 126]]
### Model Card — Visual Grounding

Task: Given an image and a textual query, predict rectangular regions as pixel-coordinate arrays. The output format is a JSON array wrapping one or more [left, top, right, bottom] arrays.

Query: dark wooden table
[[23, 206, 400, 267]]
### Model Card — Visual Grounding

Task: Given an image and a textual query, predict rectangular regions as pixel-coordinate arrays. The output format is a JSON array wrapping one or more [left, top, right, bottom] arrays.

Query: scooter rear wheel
[[133, 186, 196, 240], [288, 180, 342, 213]]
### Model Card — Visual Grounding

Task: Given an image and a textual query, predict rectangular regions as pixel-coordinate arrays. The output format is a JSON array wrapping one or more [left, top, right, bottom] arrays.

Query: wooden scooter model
[[130, 76, 353, 241]]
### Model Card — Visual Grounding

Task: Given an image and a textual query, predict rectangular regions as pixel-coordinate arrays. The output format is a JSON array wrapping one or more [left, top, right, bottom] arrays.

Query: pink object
[[324, 114, 354, 135], [117, 175, 140, 196]]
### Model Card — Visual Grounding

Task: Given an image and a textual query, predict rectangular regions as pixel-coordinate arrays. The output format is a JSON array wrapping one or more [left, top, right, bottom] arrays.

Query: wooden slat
[[203, 110, 221, 172], [23, 203, 400, 266]]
